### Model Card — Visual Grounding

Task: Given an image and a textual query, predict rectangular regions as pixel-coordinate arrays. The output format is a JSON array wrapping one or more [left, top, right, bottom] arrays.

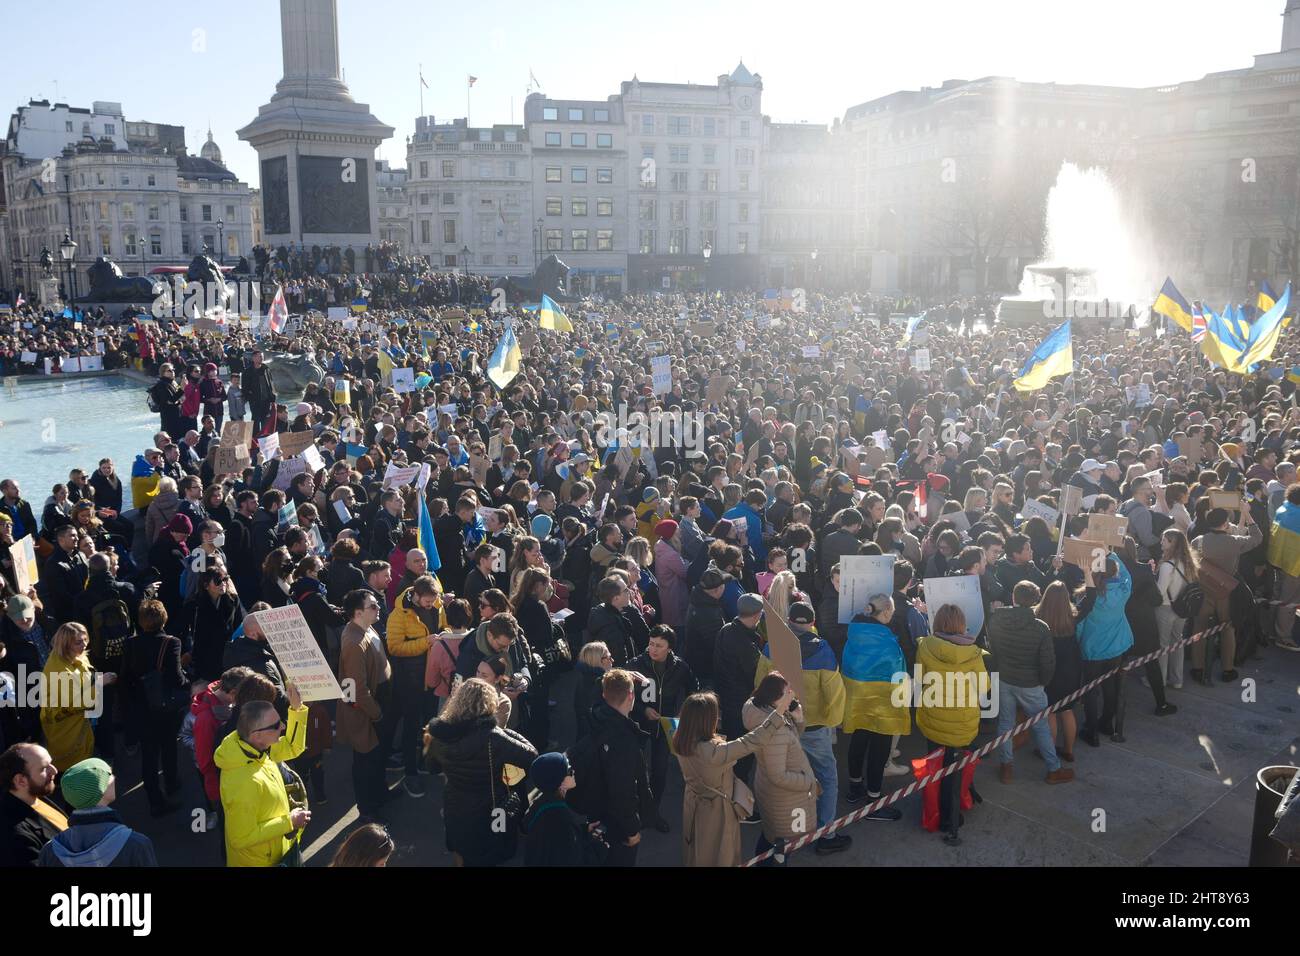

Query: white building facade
[[375, 160, 409, 251]]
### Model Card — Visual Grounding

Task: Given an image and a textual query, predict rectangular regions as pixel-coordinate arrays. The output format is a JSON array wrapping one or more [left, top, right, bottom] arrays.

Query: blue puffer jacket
[[1077, 559, 1134, 661]]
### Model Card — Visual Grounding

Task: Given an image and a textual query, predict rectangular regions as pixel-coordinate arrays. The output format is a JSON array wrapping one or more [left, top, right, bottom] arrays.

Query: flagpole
[[419, 63, 424, 117]]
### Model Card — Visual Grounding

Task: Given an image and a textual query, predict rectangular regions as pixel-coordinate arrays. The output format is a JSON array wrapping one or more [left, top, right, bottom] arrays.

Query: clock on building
[[739, 95, 752, 109]]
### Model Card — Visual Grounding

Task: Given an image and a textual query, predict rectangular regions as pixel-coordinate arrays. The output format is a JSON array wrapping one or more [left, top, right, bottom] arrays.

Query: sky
[[0, 0, 1285, 186]]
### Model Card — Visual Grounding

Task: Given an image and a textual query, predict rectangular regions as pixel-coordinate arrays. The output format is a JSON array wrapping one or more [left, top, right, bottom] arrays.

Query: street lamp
[[59, 232, 77, 307], [702, 240, 712, 293], [810, 247, 819, 288], [460, 244, 471, 276], [216, 219, 225, 265]]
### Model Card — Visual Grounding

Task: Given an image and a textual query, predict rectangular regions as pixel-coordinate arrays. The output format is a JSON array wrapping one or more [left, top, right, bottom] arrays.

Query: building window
[[421, 220, 431, 243], [596, 229, 613, 251], [703, 145, 717, 164], [740, 120, 750, 137], [670, 145, 689, 164], [65, 120, 73, 132], [739, 202, 750, 222], [597, 167, 614, 183], [444, 220, 456, 243], [702, 228, 716, 249], [739, 173, 750, 191], [668, 116, 690, 135], [639, 229, 656, 254], [736, 148, 753, 165], [479, 164, 492, 177], [442, 192, 455, 206], [507, 160, 517, 176], [419, 161, 429, 178], [596, 133, 612, 148], [545, 166, 561, 182], [96, 172, 105, 186], [125, 233, 138, 256], [670, 200, 687, 223], [546, 131, 561, 146], [201, 204, 212, 221], [442, 160, 457, 177], [122, 202, 135, 220], [420, 193, 431, 206], [701, 200, 717, 223], [639, 198, 657, 221], [738, 231, 749, 253], [148, 205, 160, 221], [668, 229, 685, 255], [702, 117, 716, 137], [101, 201, 112, 220], [571, 167, 587, 183], [546, 228, 562, 250], [568, 108, 584, 121], [508, 255, 519, 265], [594, 108, 610, 122], [225, 205, 235, 218], [641, 114, 654, 134], [669, 171, 688, 191], [571, 132, 587, 148], [597, 197, 613, 216], [104, 123, 115, 135], [505, 130, 518, 142], [181, 234, 191, 255], [701, 171, 717, 191], [543, 107, 558, 120], [147, 174, 156, 187], [546, 197, 562, 215], [121, 175, 130, 186], [571, 229, 588, 250], [571, 198, 588, 216]]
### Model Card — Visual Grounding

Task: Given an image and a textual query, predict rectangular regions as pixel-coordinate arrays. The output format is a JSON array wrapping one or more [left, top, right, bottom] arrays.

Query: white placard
[[258, 433, 281, 460], [390, 367, 416, 394], [20, 351, 37, 364], [912, 349, 931, 371], [342, 318, 358, 332], [327, 307, 349, 321], [437, 403, 459, 418], [1125, 383, 1152, 407], [1020, 498, 1059, 526], [273, 457, 307, 491], [923, 574, 985, 637], [333, 499, 352, 525], [735, 338, 746, 352], [955, 431, 972, 448], [651, 354, 672, 395], [251, 604, 343, 702], [382, 463, 422, 489], [871, 430, 890, 450], [801, 345, 821, 359], [300, 444, 326, 474], [838, 554, 896, 625]]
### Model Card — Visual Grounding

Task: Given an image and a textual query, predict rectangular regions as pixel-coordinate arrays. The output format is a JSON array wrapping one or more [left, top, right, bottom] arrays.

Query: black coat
[[121, 629, 187, 725], [41, 547, 88, 626], [0, 622, 44, 745], [222, 636, 286, 694], [433, 514, 471, 593], [584, 603, 643, 667], [682, 587, 725, 682], [523, 797, 585, 866], [627, 650, 698, 719], [713, 619, 764, 738], [573, 701, 654, 843], [323, 558, 367, 605], [425, 713, 538, 865], [0, 792, 63, 867], [88, 472, 124, 514], [248, 509, 279, 572], [179, 591, 245, 682]]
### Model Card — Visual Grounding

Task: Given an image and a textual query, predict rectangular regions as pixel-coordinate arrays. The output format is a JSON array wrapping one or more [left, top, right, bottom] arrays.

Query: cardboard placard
[[488, 434, 503, 462], [213, 444, 249, 475], [613, 445, 634, 478], [838, 554, 896, 625], [762, 597, 806, 700], [251, 604, 343, 703], [706, 374, 734, 405], [923, 574, 984, 637], [469, 452, 490, 489], [277, 430, 317, 459], [1207, 489, 1243, 517], [10, 537, 38, 592], [1085, 513, 1129, 548], [519, 331, 539, 352], [221, 420, 253, 448], [1063, 537, 1108, 586], [863, 445, 888, 471], [1177, 436, 1203, 466]]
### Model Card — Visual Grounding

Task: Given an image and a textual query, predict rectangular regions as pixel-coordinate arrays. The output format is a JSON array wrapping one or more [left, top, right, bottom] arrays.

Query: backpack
[[565, 727, 609, 818], [1167, 563, 1203, 620], [89, 597, 133, 671]]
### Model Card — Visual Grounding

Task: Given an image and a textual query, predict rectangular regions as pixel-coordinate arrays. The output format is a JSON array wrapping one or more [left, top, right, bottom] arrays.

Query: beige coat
[[676, 709, 782, 867], [742, 700, 817, 843], [336, 620, 391, 753]]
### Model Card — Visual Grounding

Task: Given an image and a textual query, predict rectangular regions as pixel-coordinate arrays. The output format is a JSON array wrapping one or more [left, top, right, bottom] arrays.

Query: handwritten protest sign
[[651, 355, 672, 395], [1059, 483, 1084, 517], [1085, 514, 1129, 548], [1063, 537, 1108, 586], [923, 574, 984, 637], [762, 598, 806, 699], [277, 430, 316, 459], [9, 538, 38, 592], [257, 432, 280, 460], [251, 604, 343, 703], [382, 463, 422, 489], [1021, 498, 1059, 526], [221, 421, 253, 448]]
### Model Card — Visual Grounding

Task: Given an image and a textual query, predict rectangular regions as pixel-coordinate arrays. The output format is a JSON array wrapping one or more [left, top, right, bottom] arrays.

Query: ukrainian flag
[[334, 380, 351, 405], [1153, 278, 1194, 333], [1269, 499, 1300, 577], [1259, 279, 1292, 329], [377, 348, 395, 384], [840, 620, 911, 735], [417, 493, 442, 573], [900, 312, 927, 344], [351, 297, 369, 313], [1012, 320, 1073, 392], [418, 329, 439, 354], [1236, 283, 1292, 370], [1200, 305, 1249, 371], [538, 294, 574, 332], [487, 325, 522, 390]]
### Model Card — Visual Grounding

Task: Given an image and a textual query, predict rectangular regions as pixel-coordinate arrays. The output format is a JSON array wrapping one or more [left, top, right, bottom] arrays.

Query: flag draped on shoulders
[[1269, 499, 1300, 578], [1012, 320, 1072, 392]]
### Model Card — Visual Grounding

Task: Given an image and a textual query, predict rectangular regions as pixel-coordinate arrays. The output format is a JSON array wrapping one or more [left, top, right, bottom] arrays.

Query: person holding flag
[[1012, 320, 1073, 392], [487, 324, 522, 390], [267, 284, 289, 336], [1152, 278, 1193, 333], [537, 294, 574, 333]]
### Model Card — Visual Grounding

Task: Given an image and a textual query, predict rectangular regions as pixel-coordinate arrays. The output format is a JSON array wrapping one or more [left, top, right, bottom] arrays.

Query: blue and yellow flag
[[1153, 278, 1193, 333], [1200, 305, 1249, 371], [1236, 283, 1292, 371], [377, 348, 395, 384], [1259, 279, 1292, 329], [487, 324, 522, 390], [417, 493, 442, 573], [538, 294, 574, 332], [351, 297, 369, 313], [839, 621, 911, 736], [1268, 499, 1300, 578], [900, 312, 927, 344], [418, 329, 439, 355], [1012, 320, 1072, 392]]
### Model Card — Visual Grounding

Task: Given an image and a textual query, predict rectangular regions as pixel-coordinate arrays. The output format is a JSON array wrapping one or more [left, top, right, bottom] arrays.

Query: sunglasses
[[253, 719, 285, 734]]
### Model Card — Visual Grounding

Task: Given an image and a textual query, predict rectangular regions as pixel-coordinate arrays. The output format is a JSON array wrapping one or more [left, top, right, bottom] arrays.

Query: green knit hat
[[60, 758, 114, 810]]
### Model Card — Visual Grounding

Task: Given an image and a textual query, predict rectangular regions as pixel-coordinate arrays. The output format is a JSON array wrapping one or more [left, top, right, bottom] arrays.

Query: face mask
[[213, 533, 226, 548]]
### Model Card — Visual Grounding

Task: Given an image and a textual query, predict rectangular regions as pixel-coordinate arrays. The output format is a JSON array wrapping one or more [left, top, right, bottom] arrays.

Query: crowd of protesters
[[2, 281, 1299, 868]]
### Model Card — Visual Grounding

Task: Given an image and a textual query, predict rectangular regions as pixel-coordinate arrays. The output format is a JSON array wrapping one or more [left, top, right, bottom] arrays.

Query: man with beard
[[0, 744, 67, 866], [242, 350, 277, 436]]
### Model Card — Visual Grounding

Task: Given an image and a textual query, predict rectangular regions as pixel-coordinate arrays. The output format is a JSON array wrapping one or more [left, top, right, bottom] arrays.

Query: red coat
[[190, 683, 229, 803]]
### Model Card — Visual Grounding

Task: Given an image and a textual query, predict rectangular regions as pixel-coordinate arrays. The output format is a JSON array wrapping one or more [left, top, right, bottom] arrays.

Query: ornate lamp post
[[59, 232, 78, 306]]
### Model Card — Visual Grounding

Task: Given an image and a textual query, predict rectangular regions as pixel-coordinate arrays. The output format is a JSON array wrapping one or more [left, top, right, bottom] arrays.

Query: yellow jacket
[[39, 653, 98, 772], [386, 586, 446, 658], [215, 704, 309, 867], [914, 635, 988, 748]]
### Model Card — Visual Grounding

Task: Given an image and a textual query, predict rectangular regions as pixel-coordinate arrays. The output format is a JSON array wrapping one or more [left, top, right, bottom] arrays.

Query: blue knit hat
[[531, 752, 572, 793], [530, 514, 554, 538]]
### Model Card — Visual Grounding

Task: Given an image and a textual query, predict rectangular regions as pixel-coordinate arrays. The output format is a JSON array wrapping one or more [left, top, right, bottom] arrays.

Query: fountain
[[997, 163, 1153, 328]]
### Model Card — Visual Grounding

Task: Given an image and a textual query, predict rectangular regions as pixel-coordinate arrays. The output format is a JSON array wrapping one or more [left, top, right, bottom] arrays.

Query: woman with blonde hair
[[424, 677, 538, 866], [573, 641, 613, 741], [1155, 528, 1198, 691], [672, 690, 789, 867], [41, 623, 111, 772], [507, 535, 548, 596]]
